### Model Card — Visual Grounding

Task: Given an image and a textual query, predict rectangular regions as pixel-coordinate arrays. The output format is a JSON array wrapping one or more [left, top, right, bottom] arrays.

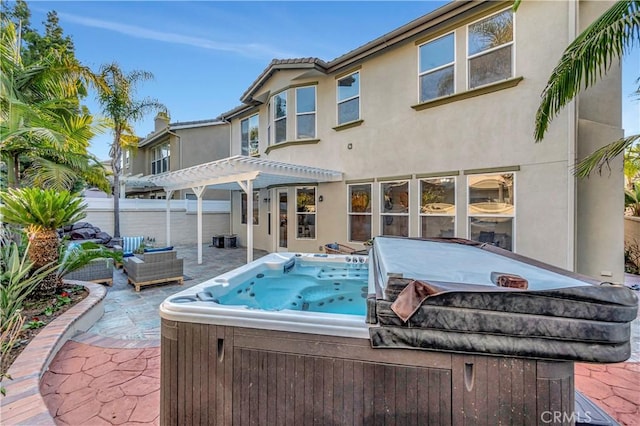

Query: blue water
[[212, 261, 368, 315]]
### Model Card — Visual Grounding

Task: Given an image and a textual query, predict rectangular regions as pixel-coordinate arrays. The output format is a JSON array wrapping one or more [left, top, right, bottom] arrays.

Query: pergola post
[[165, 190, 174, 246], [236, 179, 254, 264], [192, 186, 206, 264]]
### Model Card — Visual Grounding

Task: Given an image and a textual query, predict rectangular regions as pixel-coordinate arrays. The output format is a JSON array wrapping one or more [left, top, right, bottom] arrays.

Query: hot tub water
[[202, 259, 368, 315]]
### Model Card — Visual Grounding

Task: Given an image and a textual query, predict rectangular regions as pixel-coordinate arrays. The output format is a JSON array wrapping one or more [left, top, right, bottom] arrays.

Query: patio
[[1, 245, 638, 425]]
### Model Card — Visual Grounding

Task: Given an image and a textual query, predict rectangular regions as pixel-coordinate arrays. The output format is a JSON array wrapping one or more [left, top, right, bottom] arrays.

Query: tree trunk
[[111, 131, 123, 238], [7, 154, 20, 188], [28, 228, 61, 297]]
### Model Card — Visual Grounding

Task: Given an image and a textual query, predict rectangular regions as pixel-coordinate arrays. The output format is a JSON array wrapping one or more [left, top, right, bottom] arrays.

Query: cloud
[[56, 11, 295, 59]]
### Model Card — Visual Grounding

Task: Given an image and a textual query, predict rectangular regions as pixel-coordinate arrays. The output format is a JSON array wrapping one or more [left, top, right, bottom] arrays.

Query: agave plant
[[0, 188, 86, 296], [625, 181, 640, 216], [0, 236, 58, 391]]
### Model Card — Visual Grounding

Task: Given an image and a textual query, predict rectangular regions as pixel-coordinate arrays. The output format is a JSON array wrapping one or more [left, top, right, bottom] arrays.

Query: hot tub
[[160, 239, 637, 425]]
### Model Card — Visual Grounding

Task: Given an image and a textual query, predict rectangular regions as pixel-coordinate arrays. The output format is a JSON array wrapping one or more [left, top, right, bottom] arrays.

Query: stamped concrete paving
[[39, 246, 640, 425]]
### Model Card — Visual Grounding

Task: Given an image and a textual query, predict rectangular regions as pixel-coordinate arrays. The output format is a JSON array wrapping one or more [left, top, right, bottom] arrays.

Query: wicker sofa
[[124, 250, 184, 292], [64, 258, 114, 286]]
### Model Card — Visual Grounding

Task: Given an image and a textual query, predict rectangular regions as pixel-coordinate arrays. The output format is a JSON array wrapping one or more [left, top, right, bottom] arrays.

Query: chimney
[[154, 112, 170, 131]]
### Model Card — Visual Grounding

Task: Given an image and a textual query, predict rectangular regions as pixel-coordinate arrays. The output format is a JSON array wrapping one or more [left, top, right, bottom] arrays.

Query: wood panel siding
[[161, 320, 574, 426]]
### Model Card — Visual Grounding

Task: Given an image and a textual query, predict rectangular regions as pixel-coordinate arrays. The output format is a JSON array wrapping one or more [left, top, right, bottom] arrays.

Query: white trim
[[336, 71, 361, 126], [272, 91, 288, 144], [418, 176, 457, 238], [466, 7, 515, 90], [347, 182, 373, 243], [466, 172, 516, 252], [295, 186, 317, 240], [295, 85, 317, 140], [379, 180, 411, 237], [418, 31, 456, 102]]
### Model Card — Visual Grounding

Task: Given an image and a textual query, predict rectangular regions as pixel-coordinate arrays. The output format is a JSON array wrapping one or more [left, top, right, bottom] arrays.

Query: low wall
[[83, 198, 231, 246], [624, 216, 640, 247]]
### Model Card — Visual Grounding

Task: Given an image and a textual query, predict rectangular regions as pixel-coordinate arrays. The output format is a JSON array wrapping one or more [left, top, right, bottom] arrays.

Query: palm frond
[[536, 1, 640, 141], [574, 134, 640, 177]]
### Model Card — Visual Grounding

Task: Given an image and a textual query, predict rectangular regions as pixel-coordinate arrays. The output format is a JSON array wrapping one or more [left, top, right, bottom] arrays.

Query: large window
[[296, 86, 316, 139], [241, 114, 259, 156], [380, 181, 409, 237], [468, 172, 515, 250], [337, 71, 360, 125], [273, 92, 287, 143], [420, 177, 456, 238], [348, 184, 372, 242], [296, 187, 316, 239], [419, 33, 455, 102], [241, 191, 260, 225], [151, 143, 169, 175], [468, 9, 514, 89]]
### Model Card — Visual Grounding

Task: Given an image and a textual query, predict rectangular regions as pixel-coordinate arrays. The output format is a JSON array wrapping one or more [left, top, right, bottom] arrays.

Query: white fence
[[82, 198, 231, 246]]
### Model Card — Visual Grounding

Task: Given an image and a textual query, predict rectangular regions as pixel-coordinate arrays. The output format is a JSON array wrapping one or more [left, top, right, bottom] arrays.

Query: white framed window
[[348, 183, 372, 242], [124, 150, 130, 168], [273, 91, 287, 143], [468, 172, 515, 250], [337, 71, 360, 125], [467, 8, 514, 89], [418, 32, 455, 102], [241, 114, 259, 156], [151, 143, 170, 175], [296, 86, 316, 139], [241, 191, 260, 225], [296, 187, 316, 239], [420, 177, 456, 238], [380, 180, 409, 237]]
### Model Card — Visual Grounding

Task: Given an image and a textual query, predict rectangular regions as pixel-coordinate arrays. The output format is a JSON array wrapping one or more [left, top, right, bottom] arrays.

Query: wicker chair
[[124, 250, 184, 292], [65, 258, 114, 286]]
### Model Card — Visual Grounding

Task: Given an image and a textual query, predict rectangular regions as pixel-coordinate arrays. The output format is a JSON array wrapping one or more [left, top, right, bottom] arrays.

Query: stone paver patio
[[2, 244, 639, 425]]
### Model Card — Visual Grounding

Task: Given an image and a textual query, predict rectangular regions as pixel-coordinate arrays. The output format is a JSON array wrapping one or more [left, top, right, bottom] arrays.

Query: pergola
[[147, 155, 343, 264]]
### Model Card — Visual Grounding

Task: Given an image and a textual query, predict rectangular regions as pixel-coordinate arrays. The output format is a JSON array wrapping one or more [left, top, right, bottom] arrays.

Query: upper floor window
[[468, 172, 515, 250], [151, 143, 169, 175], [348, 183, 372, 242], [420, 177, 456, 238], [467, 9, 514, 89], [337, 71, 360, 125], [241, 191, 260, 225], [419, 33, 455, 102], [296, 86, 316, 139], [273, 92, 287, 143], [241, 114, 259, 156], [381, 181, 409, 237]]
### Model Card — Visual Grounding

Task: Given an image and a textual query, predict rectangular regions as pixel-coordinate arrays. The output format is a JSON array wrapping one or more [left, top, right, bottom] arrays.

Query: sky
[[24, 0, 640, 162]]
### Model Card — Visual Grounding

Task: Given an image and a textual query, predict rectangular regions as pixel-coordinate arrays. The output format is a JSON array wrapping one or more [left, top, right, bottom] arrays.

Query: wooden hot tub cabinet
[[160, 319, 574, 425]]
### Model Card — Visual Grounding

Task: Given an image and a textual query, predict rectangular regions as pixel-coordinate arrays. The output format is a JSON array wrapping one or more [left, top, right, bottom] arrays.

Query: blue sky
[[26, 1, 639, 161]]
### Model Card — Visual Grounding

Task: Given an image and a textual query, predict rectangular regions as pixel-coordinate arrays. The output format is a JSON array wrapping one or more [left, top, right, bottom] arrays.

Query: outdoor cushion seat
[[125, 250, 184, 292], [121, 236, 144, 255]]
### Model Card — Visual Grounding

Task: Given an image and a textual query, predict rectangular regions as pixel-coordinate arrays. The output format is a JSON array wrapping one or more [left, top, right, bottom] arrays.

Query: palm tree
[[515, 0, 639, 177], [96, 62, 166, 238], [0, 188, 87, 296], [0, 18, 109, 191]]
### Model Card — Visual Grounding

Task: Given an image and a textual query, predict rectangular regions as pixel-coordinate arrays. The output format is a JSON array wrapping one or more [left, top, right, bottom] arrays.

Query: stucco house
[[147, 0, 623, 282], [123, 113, 231, 201]]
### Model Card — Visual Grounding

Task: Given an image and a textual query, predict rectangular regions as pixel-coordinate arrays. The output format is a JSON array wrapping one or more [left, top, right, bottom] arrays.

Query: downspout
[[567, 0, 578, 271]]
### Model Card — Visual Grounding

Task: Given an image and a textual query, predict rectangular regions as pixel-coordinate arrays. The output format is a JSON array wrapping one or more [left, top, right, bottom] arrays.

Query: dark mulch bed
[[3, 285, 88, 374]]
